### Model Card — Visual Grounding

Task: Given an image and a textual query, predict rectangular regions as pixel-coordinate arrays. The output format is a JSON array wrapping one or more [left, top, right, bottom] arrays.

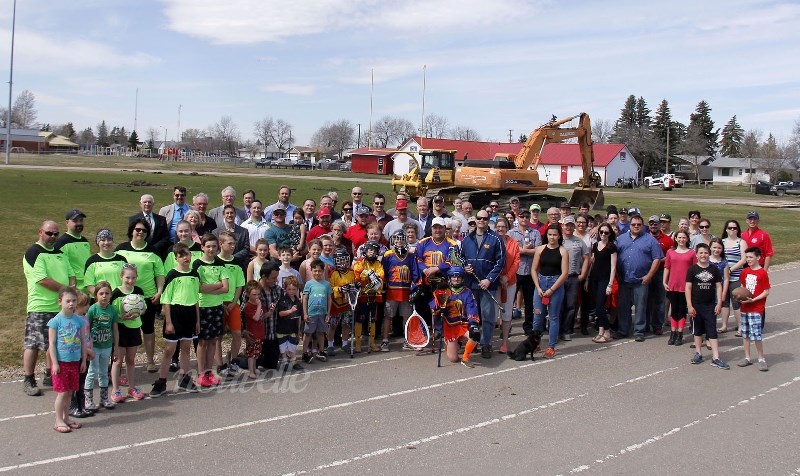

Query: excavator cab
[[391, 149, 457, 198]]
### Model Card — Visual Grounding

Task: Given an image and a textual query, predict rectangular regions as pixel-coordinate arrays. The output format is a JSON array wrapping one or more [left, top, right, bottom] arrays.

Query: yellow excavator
[[391, 112, 604, 210]]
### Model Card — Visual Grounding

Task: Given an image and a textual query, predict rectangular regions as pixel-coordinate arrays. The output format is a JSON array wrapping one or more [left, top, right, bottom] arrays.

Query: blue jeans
[[85, 346, 113, 390], [647, 269, 666, 331], [533, 275, 565, 348], [559, 275, 580, 336], [617, 281, 649, 338], [474, 288, 497, 347]]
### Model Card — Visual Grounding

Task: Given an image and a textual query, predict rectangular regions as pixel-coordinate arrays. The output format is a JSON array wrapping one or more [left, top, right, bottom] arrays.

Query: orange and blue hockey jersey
[[352, 257, 385, 304], [430, 287, 479, 342], [382, 250, 418, 302], [414, 236, 458, 285]]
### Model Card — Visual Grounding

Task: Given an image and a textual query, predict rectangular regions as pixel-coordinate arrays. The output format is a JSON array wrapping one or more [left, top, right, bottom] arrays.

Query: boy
[[151, 242, 201, 396], [383, 231, 418, 351], [329, 248, 356, 355], [277, 247, 303, 289], [352, 241, 385, 353], [193, 233, 229, 387], [737, 247, 771, 371], [685, 243, 727, 369], [216, 231, 246, 378], [432, 267, 480, 368], [276, 276, 304, 371], [48, 286, 88, 433], [302, 259, 333, 362]]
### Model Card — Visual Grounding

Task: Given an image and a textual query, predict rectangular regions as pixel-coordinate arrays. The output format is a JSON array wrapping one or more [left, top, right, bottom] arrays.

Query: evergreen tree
[[720, 115, 744, 157], [78, 127, 96, 146], [611, 94, 659, 177], [518, 133, 527, 143], [634, 96, 651, 130], [128, 131, 141, 149], [96, 121, 110, 147], [59, 122, 76, 141], [688, 100, 719, 156]]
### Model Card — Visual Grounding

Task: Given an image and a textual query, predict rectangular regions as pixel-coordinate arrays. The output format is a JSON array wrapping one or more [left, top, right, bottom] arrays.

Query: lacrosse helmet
[[334, 247, 351, 271], [363, 240, 381, 262], [390, 230, 408, 256], [447, 266, 465, 289]]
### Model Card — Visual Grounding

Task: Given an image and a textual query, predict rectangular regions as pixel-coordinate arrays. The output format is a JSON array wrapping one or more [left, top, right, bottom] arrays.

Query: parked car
[[255, 158, 275, 168], [339, 162, 351, 172], [770, 181, 800, 196], [293, 159, 313, 169], [754, 180, 774, 195]]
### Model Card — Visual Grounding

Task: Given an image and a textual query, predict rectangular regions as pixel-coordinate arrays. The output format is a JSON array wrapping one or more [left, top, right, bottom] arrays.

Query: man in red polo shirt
[[306, 208, 333, 242], [741, 211, 773, 270], [345, 205, 371, 251], [647, 214, 673, 335]]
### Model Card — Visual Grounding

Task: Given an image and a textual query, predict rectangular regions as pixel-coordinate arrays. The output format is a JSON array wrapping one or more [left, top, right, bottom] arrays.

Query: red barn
[[348, 147, 397, 175]]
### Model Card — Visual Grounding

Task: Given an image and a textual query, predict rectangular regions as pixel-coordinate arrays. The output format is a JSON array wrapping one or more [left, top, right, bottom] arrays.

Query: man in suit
[[130, 194, 171, 258], [158, 185, 191, 242], [213, 204, 251, 270], [208, 186, 247, 229]]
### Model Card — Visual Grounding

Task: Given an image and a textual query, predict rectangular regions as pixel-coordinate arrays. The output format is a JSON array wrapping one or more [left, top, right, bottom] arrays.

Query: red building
[[348, 147, 397, 175]]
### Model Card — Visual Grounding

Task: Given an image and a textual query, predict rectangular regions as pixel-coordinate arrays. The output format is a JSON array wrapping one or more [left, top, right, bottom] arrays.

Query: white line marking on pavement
[[566, 375, 800, 474], [771, 279, 800, 287], [608, 367, 679, 388]]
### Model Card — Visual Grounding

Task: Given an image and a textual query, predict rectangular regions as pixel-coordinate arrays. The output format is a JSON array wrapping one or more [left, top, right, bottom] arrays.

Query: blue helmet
[[447, 266, 465, 278]]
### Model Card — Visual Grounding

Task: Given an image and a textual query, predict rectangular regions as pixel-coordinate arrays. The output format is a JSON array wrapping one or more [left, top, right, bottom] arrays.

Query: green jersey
[[111, 285, 145, 329], [218, 255, 245, 303], [115, 242, 165, 298], [54, 232, 91, 291], [193, 257, 230, 308], [163, 242, 203, 272], [23, 243, 72, 313], [84, 253, 128, 290], [86, 302, 119, 349], [162, 268, 201, 307]]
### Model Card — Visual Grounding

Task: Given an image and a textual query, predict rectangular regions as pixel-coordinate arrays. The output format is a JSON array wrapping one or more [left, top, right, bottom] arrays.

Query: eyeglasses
[[598, 231, 610, 235], [476, 216, 489, 220], [133, 228, 148, 233], [727, 226, 739, 230], [44, 231, 59, 237], [374, 201, 384, 205], [122, 263, 137, 269], [699, 225, 710, 229], [352, 192, 362, 196], [343, 208, 353, 212]]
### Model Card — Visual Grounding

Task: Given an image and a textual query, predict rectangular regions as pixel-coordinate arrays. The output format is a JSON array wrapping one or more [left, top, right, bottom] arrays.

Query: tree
[[451, 126, 481, 141], [719, 115, 744, 157], [518, 133, 528, 143], [611, 95, 660, 178], [210, 116, 240, 156], [758, 133, 789, 182], [181, 128, 211, 154], [687, 100, 719, 156], [423, 114, 449, 138], [679, 123, 710, 182], [310, 119, 356, 159], [372, 115, 415, 147], [651, 100, 681, 171], [96, 121, 110, 147], [77, 127, 96, 146], [591, 118, 613, 144], [128, 131, 141, 149], [741, 129, 762, 158], [10, 90, 37, 128], [57, 123, 77, 141], [254, 117, 295, 153]]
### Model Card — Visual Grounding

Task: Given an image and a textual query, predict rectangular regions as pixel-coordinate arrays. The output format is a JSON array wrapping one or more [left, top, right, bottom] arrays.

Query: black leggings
[[667, 291, 688, 321]]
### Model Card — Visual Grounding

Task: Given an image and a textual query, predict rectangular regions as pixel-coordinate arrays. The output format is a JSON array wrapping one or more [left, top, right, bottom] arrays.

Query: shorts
[[385, 300, 412, 321], [278, 335, 298, 354], [140, 297, 160, 335], [24, 312, 56, 350], [332, 311, 352, 327], [443, 322, 469, 343], [51, 361, 80, 393], [118, 324, 143, 348], [163, 304, 197, 342], [245, 340, 263, 358], [199, 305, 224, 340], [691, 303, 717, 339], [224, 302, 242, 332], [723, 281, 742, 311], [740, 312, 763, 341], [303, 314, 328, 334]]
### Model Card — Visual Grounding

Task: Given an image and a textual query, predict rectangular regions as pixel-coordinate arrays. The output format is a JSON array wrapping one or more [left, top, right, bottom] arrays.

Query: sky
[[1, 0, 799, 146]]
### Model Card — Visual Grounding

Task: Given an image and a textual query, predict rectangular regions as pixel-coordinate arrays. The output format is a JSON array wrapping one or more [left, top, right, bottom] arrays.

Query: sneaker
[[327, 346, 336, 357], [562, 333, 573, 342], [461, 359, 475, 368], [119, 375, 129, 386], [168, 362, 179, 372], [229, 363, 241, 374], [710, 358, 730, 370], [23, 377, 42, 396], [128, 387, 145, 400], [481, 346, 492, 359], [316, 353, 328, 362], [634, 335, 645, 342], [543, 347, 556, 359], [499, 344, 508, 354], [380, 341, 390, 352], [690, 352, 704, 365], [208, 373, 221, 386], [85, 392, 97, 411], [69, 407, 91, 418], [341, 343, 351, 354], [196, 373, 212, 388], [150, 380, 168, 398], [302, 353, 314, 363], [737, 358, 753, 367], [178, 374, 199, 393], [292, 363, 305, 371], [402, 342, 413, 351], [757, 359, 769, 372], [146, 362, 158, 373], [111, 389, 126, 403], [42, 372, 53, 387]]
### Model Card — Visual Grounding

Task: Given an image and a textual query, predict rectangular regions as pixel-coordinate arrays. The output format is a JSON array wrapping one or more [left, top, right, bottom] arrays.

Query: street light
[[4, 0, 18, 165]]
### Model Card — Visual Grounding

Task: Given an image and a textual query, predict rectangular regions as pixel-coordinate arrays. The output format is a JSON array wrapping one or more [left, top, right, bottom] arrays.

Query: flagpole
[[368, 69, 373, 149]]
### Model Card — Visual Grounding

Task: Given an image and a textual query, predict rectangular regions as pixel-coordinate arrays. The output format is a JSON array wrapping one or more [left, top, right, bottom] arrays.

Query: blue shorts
[[304, 314, 328, 334], [199, 305, 224, 340], [740, 312, 763, 341]]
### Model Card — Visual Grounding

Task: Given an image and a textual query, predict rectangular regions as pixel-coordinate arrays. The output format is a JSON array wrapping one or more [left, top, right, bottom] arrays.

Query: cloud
[[262, 83, 317, 96]]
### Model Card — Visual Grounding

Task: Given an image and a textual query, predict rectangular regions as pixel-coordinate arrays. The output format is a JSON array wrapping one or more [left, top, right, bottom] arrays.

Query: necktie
[[146, 214, 154, 232], [176, 206, 184, 220]]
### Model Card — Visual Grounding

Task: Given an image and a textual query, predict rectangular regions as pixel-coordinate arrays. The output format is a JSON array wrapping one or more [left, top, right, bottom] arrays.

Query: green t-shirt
[[54, 232, 91, 291], [193, 257, 230, 308], [218, 255, 245, 303], [111, 285, 145, 329], [163, 242, 203, 272], [86, 302, 119, 349], [23, 243, 72, 313], [116, 242, 165, 298], [162, 268, 201, 307], [84, 253, 128, 290]]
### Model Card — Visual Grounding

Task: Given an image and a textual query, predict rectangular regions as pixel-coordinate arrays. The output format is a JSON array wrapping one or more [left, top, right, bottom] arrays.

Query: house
[[38, 131, 79, 153], [286, 146, 336, 164], [673, 154, 714, 183], [0, 127, 47, 152], [707, 156, 770, 185], [346, 147, 397, 175]]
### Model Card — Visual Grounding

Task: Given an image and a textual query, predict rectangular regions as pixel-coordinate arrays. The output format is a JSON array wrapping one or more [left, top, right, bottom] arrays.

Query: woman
[[115, 218, 166, 372], [689, 218, 714, 249], [184, 209, 202, 243], [575, 214, 595, 248], [531, 224, 569, 359], [720, 220, 746, 334], [330, 219, 353, 256], [494, 218, 520, 353], [84, 228, 128, 296], [663, 231, 696, 346], [403, 222, 420, 254], [588, 223, 616, 343], [687, 210, 702, 238], [340, 201, 354, 227]]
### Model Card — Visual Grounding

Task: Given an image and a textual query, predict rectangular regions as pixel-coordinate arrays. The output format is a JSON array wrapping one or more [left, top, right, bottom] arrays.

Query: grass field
[[0, 155, 797, 368]]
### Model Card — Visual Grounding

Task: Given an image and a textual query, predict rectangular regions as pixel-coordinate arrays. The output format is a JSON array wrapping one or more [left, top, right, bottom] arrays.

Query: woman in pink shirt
[[663, 231, 696, 346]]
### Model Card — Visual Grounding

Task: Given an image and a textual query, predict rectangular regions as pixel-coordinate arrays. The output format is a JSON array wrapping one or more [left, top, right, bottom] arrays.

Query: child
[[382, 231, 418, 351], [84, 281, 119, 410], [299, 239, 323, 284], [216, 231, 246, 378], [48, 286, 88, 433], [110, 263, 146, 403], [288, 208, 307, 268], [242, 281, 266, 379], [163, 220, 203, 271], [737, 247, 771, 371], [352, 241, 385, 353], [193, 233, 230, 387], [319, 236, 336, 269], [69, 292, 94, 418], [663, 231, 696, 346], [276, 276, 304, 370], [302, 259, 333, 362], [431, 267, 480, 368], [685, 243, 727, 369], [84, 229, 127, 296], [150, 243, 201, 397], [246, 238, 270, 282], [278, 247, 303, 289], [329, 247, 356, 355], [355, 224, 387, 259]]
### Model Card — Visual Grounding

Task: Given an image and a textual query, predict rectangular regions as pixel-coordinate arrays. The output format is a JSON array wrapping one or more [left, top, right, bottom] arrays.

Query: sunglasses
[[122, 263, 137, 269], [273, 211, 286, 215], [133, 228, 148, 233], [174, 193, 185, 197], [598, 230, 610, 235], [490, 204, 498, 208], [343, 208, 353, 212], [699, 225, 710, 229], [44, 231, 59, 237], [648, 221, 658, 225], [374, 201, 384, 205], [352, 192, 362, 196], [630, 223, 643, 227], [476, 216, 489, 220], [727, 226, 739, 230]]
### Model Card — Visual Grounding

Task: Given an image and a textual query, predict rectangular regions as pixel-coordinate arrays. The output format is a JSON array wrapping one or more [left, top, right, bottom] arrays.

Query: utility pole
[[177, 104, 182, 144], [5, 0, 18, 165], [508, 129, 512, 143]]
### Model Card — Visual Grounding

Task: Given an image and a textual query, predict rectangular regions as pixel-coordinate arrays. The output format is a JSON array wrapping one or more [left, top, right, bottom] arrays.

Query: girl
[[589, 223, 617, 343], [84, 229, 127, 296], [110, 264, 146, 402], [48, 286, 87, 433], [276, 276, 304, 370], [299, 239, 324, 284], [703, 238, 730, 349], [319, 236, 336, 269], [84, 282, 119, 410], [246, 238, 270, 282], [663, 231, 696, 346], [289, 208, 308, 268], [164, 220, 202, 271], [69, 292, 94, 418], [531, 224, 569, 359], [720, 220, 746, 334], [242, 281, 265, 379], [494, 218, 520, 354]]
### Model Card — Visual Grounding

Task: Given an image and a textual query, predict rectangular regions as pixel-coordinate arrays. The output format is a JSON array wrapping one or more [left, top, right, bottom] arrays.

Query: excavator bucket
[[570, 187, 605, 210]]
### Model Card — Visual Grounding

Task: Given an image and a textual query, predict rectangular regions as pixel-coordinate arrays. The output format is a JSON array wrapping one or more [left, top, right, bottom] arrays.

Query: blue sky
[[1, 0, 798, 146]]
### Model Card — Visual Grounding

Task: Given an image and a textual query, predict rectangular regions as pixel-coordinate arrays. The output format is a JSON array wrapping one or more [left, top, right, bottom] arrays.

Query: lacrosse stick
[[345, 284, 360, 359], [404, 305, 431, 350], [448, 245, 503, 309], [432, 289, 450, 368]]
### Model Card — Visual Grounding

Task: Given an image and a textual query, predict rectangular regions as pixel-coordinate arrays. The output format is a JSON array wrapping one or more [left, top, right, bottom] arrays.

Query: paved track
[[1, 265, 799, 475]]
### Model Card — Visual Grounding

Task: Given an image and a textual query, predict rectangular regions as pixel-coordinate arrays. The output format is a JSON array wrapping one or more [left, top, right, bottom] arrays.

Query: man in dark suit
[[213, 204, 251, 271], [129, 194, 171, 259]]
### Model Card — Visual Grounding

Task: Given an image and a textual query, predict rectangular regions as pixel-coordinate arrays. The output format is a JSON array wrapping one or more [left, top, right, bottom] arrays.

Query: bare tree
[[253, 118, 274, 153], [77, 127, 96, 146], [591, 118, 613, 144], [310, 119, 356, 159], [210, 116, 240, 156], [679, 123, 708, 182], [372, 115, 415, 147], [254, 117, 294, 153], [740, 129, 762, 158], [181, 128, 212, 154], [451, 126, 481, 141], [146, 127, 160, 147], [423, 114, 449, 138], [10, 90, 37, 128]]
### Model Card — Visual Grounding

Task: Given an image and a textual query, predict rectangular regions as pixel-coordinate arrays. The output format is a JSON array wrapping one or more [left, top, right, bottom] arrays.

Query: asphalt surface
[[1, 265, 799, 475]]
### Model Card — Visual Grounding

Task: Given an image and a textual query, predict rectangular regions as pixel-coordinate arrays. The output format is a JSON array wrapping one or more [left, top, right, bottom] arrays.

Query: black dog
[[507, 331, 542, 361]]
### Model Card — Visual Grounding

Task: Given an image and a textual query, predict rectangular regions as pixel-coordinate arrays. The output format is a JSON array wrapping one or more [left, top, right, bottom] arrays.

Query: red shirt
[[653, 231, 674, 269], [741, 226, 774, 266], [740, 266, 770, 314], [345, 224, 369, 251], [306, 224, 332, 242]]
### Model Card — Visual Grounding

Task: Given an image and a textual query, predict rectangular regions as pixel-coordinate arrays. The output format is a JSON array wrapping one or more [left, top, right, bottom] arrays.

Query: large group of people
[[21, 184, 775, 433]]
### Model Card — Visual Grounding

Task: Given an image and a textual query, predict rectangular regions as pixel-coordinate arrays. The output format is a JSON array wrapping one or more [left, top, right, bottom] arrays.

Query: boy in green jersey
[[192, 234, 229, 387]]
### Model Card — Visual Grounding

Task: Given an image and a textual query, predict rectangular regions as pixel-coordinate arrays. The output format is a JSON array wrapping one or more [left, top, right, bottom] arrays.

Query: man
[[507, 209, 541, 334], [461, 211, 505, 358], [371, 193, 392, 232], [319, 194, 341, 221], [22, 220, 73, 396], [383, 198, 423, 242], [129, 194, 171, 258], [558, 201, 572, 222], [54, 209, 91, 292], [242, 189, 256, 220], [300, 199, 318, 231], [345, 205, 371, 251], [529, 204, 547, 235], [191, 192, 217, 236], [264, 185, 297, 223], [659, 213, 674, 239], [558, 215, 589, 340], [546, 207, 561, 226], [606, 208, 620, 233], [741, 211, 773, 270], [646, 215, 673, 335], [240, 200, 270, 255], [618, 207, 636, 234], [457, 200, 474, 235], [208, 186, 247, 229], [213, 204, 251, 269], [264, 203, 292, 260], [578, 202, 591, 216], [416, 197, 430, 234], [487, 201, 501, 226], [350, 186, 367, 212], [424, 195, 451, 238], [615, 214, 664, 341], [508, 196, 522, 222], [307, 207, 334, 242], [327, 191, 340, 212], [159, 185, 191, 242]]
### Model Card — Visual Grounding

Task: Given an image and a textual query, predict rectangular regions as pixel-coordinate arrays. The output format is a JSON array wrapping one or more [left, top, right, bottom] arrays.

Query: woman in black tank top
[[531, 224, 568, 358]]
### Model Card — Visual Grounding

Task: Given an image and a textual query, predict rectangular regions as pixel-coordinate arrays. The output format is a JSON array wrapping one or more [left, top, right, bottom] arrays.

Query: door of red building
[[560, 166, 568, 184]]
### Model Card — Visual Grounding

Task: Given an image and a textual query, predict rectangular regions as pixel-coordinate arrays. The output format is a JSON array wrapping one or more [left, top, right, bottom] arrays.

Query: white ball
[[121, 293, 146, 318]]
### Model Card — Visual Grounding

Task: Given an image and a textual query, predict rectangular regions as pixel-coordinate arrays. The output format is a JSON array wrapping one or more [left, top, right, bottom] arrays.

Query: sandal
[[734, 333, 742, 338], [592, 335, 611, 344], [718, 328, 729, 334], [66, 420, 82, 430], [54, 424, 72, 433]]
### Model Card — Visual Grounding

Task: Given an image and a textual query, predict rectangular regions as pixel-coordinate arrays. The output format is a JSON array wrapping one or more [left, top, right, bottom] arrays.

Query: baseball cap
[[317, 207, 331, 218], [395, 198, 408, 210], [619, 207, 628, 214], [65, 209, 86, 220], [509, 196, 520, 203], [432, 195, 444, 203], [529, 204, 542, 212], [519, 209, 531, 217], [272, 202, 286, 211], [747, 210, 760, 219], [559, 201, 571, 209], [628, 207, 641, 216], [659, 213, 672, 222], [562, 215, 576, 225], [355, 205, 370, 215], [431, 217, 447, 227], [648, 215, 660, 224]]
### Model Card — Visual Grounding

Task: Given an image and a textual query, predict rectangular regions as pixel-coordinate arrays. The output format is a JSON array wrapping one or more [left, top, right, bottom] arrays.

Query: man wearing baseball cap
[[528, 203, 547, 235], [306, 207, 334, 242], [741, 211, 773, 270], [646, 214, 673, 335], [383, 198, 422, 242], [55, 209, 91, 292], [423, 195, 451, 238], [345, 205, 372, 250], [659, 213, 674, 239]]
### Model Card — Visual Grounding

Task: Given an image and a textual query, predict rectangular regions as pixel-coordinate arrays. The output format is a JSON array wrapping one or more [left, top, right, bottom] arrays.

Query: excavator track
[[424, 188, 566, 214]]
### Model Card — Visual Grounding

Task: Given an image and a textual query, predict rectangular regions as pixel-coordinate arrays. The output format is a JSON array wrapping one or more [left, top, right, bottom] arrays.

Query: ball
[[731, 286, 753, 302], [121, 293, 146, 317]]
